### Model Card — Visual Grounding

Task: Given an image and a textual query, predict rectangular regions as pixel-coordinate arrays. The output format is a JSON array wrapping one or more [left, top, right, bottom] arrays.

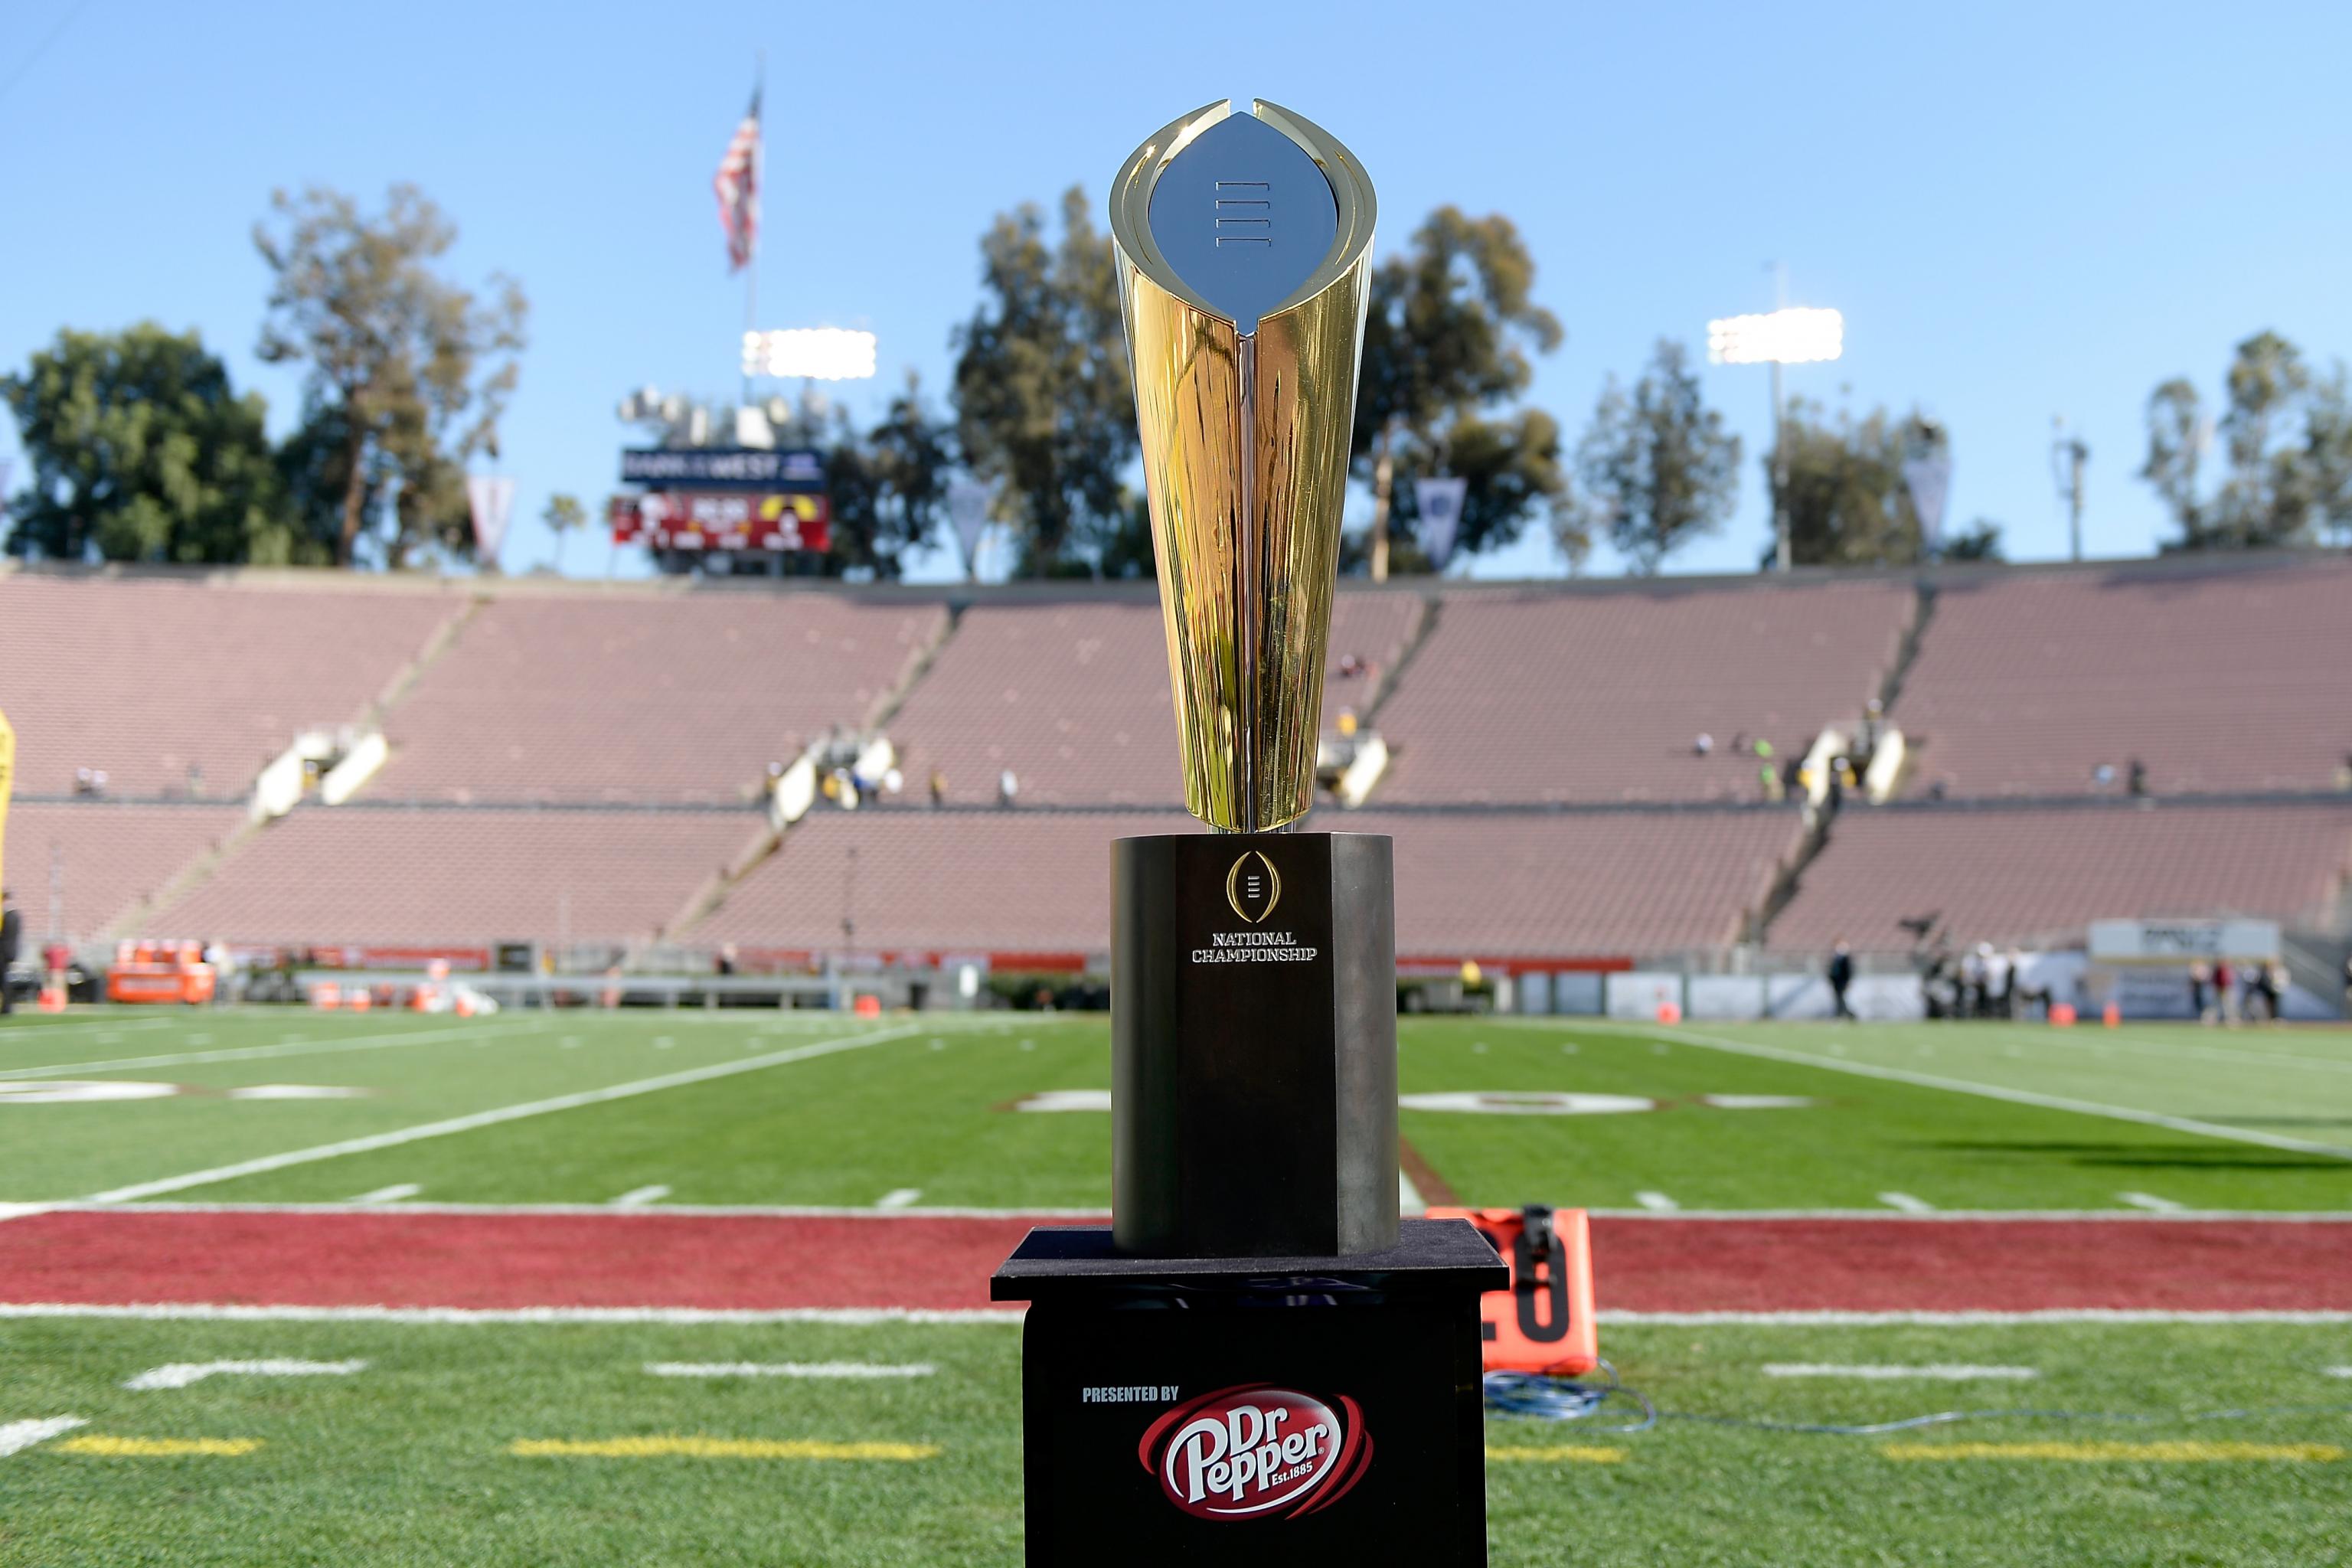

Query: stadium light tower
[[1708, 286, 1844, 572]]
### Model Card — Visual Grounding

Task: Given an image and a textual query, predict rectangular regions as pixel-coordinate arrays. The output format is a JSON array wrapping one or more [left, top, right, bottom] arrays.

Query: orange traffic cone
[[2103, 1000, 2122, 1027]]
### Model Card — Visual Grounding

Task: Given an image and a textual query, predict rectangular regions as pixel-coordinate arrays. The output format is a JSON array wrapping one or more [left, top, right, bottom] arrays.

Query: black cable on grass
[[1484, 1368, 2352, 1439]]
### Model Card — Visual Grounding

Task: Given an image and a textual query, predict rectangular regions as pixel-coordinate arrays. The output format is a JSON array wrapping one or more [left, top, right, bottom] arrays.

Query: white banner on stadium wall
[[466, 475, 517, 565], [1550, 972, 1605, 1015], [2087, 919, 2279, 963], [1766, 973, 1926, 1021], [1415, 476, 1468, 571], [946, 479, 994, 575], [1687, 975, 1767, 1021], [1605, 972, 1683, 1021]]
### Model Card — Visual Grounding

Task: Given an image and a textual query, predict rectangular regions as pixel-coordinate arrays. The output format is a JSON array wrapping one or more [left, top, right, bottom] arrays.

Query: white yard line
[[1603, 1308, 2352, 1325], [0, 1416, 86, 1457], [1398, 1168, 1426, 1215], [1634, 1191, 1680, 1212], [1615, 1023, 2352, 1161], [350, 1184, 422, 1204], [874, 1188, 923, 1210], [1763, 1362, 2039, 1380], [0, 1302, 1018, 1325], [611, 1185, 671, 1208], [31, 1200, 2352, 1223], [1878, 1192, 1936, 1214], [124, 1358, 367, 1390], [2324, 1367, 2352, 1378], [0, 1300, 2346, 1326], [79, 1024, 926, 1204], [0, 1021, 512, 1082], [2118, 1191, 2189, 1214], [38, 1199, 1119, 1220], [645, 1361, 936, 1379]]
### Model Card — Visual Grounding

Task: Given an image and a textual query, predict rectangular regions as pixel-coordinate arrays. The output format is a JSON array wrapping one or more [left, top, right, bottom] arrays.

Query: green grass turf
[[2, 1011, 2348, 1210], [2, 1315, 2347, 1566]]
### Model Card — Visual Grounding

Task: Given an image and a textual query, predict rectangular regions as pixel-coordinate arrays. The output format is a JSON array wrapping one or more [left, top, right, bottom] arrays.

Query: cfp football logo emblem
[[1226, 851, 1282, 924]]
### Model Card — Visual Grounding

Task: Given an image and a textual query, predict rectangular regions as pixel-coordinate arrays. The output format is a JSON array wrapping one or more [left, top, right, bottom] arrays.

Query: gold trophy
[[1109, 100, 1377, 832], [995, 110, 1495, 1561]]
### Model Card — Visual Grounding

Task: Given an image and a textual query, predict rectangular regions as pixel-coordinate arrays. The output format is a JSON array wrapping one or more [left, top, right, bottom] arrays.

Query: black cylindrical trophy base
[[1112, 831, 1399, 1258]]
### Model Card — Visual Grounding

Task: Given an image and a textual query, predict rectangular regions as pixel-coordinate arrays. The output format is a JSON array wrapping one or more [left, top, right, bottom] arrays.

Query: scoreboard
[[609, 492, 830, 554], [615, 446, 831, 565]]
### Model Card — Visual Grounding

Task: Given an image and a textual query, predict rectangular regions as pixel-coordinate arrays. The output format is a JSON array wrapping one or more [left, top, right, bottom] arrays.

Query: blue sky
[[3, 0, 2347, 580]]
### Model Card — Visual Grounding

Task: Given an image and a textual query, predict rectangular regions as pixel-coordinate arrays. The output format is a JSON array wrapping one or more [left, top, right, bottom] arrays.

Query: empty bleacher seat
[[147, 807, 769, 945], [1374, 580, 1916, 805], [0, 574, 459, 799], [375, 591, 945, 805], [1896, 559, 2352, 798], [1766, 802, 2352, 953], [0, 802, 243, 942]]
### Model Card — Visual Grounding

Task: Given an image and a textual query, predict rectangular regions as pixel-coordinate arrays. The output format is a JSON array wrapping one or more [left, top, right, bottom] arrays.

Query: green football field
[[3, 1006, 2350, 1566], [3, 1315, 2349, 1566], [2, 1008, 2348, 1210]]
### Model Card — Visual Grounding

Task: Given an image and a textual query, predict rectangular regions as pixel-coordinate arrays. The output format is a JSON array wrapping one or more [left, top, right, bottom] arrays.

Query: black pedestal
[[994, 1220, 1505, 1566], [1112, 831, 1398, 1257]]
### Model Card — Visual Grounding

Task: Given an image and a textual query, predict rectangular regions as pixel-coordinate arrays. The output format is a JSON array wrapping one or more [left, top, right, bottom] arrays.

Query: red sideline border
[[1, 1208, 2347, 1318]]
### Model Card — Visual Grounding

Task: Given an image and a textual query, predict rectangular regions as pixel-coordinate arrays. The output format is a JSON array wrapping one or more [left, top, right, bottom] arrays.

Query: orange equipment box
[[106, 939, 217, 1005], [1426, 1205, 1597, 1376]]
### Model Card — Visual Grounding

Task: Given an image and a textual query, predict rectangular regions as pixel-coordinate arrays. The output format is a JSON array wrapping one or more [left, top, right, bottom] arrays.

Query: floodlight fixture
[[742, 328, 879, 381], [1706, 306, 1844, 367]]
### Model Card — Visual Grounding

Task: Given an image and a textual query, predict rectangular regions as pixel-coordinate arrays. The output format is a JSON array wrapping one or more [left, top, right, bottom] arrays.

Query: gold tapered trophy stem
[[1110, 100, 1377, 832]]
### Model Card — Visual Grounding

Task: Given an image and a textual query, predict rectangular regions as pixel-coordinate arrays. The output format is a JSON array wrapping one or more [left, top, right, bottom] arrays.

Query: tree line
[[8, 180, 2347, 575]]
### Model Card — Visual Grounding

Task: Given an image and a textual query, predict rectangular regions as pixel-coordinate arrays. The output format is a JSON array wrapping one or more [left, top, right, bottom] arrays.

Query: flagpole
[[740, 51, 764, 409]]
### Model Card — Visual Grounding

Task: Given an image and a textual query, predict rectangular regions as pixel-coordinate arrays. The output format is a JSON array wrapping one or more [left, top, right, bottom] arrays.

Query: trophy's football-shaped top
[[1109, 100, 1377, 833]]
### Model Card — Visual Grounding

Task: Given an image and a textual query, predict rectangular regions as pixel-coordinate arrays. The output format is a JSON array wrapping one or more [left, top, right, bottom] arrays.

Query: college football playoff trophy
[[992, 102, 1501, 1565]]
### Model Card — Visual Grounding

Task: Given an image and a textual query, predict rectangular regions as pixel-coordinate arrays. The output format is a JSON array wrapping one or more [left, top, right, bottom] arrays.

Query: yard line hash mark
[[1878, 1192, 1936, 1214], [875, 1188, 923, 1210], [1764, 1364, 2039, 1381], [2118, 1192, 2188, 1213], [1635, 1191, 1680, 1212], [351, 1184, 421, 1204], [0, 1416, 86, 1458], [611, 1185, 671, 1208], [124, 1359, 366, 1391]]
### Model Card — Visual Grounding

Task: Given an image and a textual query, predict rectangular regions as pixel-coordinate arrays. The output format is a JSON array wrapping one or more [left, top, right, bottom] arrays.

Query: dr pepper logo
[[1138, 1384, 1373, 1521]]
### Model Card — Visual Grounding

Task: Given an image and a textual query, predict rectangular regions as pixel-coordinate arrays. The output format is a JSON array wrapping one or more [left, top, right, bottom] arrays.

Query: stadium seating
[[1354, 808, 1808, 957], [887, 591, 1425, 809], [691, 805, 1803, 961], [0, 802, 244, 942], [148, 806, 768, 946], [7, 558, 2347, 967], [374, 590, 945, 805], [693, 808, 1195, 956], [1371, 579, 1916, 805], [0, 573, 457, 798], [1767, 802, 2352, 953], [1896, 557, 2352, 798]]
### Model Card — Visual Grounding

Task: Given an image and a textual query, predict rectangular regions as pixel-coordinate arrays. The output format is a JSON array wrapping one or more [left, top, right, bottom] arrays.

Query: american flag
[[713, 89, 760, 273]]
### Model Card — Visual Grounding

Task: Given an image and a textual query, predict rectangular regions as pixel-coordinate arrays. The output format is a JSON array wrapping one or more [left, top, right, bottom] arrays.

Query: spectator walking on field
[[2213, 959, 2236, 1024], [1827, 941, 1856, 1021], [0, 890, 20, 1016], [2189, 960, 2211, 1021]]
